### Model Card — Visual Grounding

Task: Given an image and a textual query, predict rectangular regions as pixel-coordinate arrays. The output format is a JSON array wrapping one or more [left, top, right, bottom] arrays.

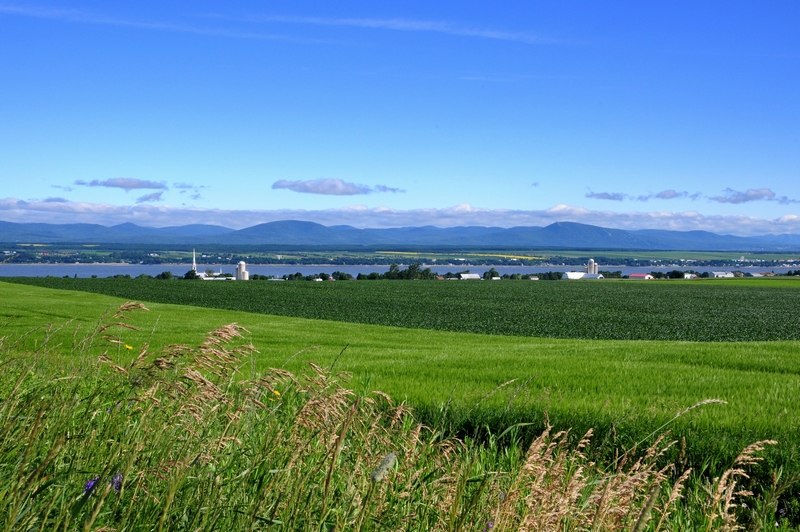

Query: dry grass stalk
[[489, 427, 686, 531], [706, 439, 777, 531], [654, 467, 693, 529], [113, 301, 150, 317], [97, 354, 128, 374]]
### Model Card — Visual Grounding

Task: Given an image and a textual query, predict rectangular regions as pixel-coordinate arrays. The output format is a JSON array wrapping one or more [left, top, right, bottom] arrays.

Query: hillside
[[2, 219, 800, 251]]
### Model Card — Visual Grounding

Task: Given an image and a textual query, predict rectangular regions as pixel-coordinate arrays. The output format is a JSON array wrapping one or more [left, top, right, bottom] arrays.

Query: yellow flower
[[124, 344, 134, 350], [272, 389, 281, 397]]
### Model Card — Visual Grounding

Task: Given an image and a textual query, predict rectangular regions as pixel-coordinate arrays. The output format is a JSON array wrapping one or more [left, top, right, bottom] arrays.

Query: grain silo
[[235, 261, 249, 281]]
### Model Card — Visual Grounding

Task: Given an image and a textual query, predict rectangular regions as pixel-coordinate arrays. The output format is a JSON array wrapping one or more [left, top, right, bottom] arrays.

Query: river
[[0, 263, 793, 278]]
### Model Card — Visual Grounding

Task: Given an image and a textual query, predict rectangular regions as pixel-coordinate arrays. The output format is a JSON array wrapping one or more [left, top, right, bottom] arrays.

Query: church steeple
[[192, 249, 197, 272]]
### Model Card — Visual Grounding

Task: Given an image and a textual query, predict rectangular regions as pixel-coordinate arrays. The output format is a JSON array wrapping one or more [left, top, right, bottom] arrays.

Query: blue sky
[[1, 1, 798, 235]]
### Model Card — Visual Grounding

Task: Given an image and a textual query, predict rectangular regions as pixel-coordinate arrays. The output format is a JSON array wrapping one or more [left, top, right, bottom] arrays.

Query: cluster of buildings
[[562, 258, 604, 280], [192, 250, 249, 281]]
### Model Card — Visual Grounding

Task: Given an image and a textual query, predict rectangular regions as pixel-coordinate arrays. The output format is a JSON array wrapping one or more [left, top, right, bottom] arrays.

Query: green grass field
[[3, 279, 799, 471], [3, 279, 800, 528]]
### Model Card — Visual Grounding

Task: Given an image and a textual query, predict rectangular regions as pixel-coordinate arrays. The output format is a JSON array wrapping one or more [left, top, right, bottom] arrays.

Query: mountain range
[[2, 220, 800, 251]]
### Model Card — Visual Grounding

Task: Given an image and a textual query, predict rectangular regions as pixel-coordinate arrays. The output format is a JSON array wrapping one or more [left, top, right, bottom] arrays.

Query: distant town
[[3, 245, 799, 282]]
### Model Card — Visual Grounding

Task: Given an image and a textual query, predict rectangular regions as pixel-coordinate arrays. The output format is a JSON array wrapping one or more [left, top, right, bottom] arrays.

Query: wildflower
[[124, 344, 134, 350], [272, 389, 281, 397], [84, 476, 99, 495], [111, 473, 123, 493]]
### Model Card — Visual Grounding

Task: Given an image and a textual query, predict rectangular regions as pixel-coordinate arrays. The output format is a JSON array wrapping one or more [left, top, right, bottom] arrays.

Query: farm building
[[191, 249, 249, 281], [458, 273, 482, 280], [235, 261, 249, 281], [562, 272, 604, 280], [628, 273, 654, 280], [710, 271, 735, 278]]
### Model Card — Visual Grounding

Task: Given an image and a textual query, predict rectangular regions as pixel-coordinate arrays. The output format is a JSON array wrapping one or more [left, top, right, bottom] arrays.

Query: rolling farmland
[[2, 278, 800, 527], [8, 276, 800, 341]]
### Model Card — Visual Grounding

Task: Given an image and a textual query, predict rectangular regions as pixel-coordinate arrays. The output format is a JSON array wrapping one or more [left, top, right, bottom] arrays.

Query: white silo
[[236, 261, 249, 281]]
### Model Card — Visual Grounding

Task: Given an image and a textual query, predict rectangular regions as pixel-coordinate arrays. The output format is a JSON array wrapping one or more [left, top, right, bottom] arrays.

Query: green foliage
[[356, 262, 437, 280]]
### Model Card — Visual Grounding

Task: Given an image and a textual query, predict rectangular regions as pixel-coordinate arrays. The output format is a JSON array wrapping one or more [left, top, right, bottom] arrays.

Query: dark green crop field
[[7, 276, 800, 341]]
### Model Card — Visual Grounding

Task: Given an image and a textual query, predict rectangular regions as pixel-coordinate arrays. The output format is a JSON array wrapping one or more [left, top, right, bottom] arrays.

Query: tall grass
[[0, 302, 791, 530]]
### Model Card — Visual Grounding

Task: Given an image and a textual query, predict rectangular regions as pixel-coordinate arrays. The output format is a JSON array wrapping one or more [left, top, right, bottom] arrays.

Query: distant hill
[[1, 219, 799, 251]]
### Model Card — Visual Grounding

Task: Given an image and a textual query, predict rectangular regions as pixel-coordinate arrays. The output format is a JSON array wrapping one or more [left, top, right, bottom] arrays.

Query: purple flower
[[84, 476, 99, 495], [111, 473, 123, 493]]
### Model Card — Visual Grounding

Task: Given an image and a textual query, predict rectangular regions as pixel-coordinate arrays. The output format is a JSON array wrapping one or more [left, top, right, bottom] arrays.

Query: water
[[0, 263, 793, 278]]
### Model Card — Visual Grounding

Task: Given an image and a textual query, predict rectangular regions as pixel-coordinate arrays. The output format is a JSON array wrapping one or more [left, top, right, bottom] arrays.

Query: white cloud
[[272, 178, 404, 196], [654, 189, 686, 200], [589, 189, 700, 202], [586, 191, 625, 201], [136, 192, 164, 203], [710, 188, 777, 204], [707, 188, 800, 205], [2, 197, 799, 236], [75, 178, 167, 191], [547, 204, 590, 216]]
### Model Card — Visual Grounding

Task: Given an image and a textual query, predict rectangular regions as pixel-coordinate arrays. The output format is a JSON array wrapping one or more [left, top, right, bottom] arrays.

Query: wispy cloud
[[136, 192, 163, 203], [586, 191, 625, 201], [0, 4, 295, 41], [74, 178, 167, 191], [589, 189, 701, 202], [373, 184, 405, 193], [653, 189, 698, 200], [709, 187, 799, 205], [173, 182, 206, 200], [2, 197, 799, 236], [636, 190, 702, 201], [710, 187, 775, 204], [272, 178, 405, 196], [252, 15, 548, 45]]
